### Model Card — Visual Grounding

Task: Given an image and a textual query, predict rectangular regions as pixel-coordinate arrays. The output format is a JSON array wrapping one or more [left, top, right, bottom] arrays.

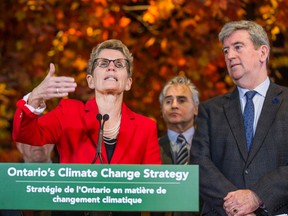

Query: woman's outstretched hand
[[28, 63, 77, 108]]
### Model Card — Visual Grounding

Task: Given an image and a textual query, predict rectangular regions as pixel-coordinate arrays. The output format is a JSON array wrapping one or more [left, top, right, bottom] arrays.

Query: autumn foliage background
[[1, 0, 288, 162]]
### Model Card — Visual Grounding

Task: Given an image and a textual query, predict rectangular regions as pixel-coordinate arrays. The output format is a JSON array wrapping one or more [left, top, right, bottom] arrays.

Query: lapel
[[247, 82, 283, 164], [109, 103, 136, 164], [159, 134, 173, 164], [83, 98, 108, 163], [223, 88, 249, 161]]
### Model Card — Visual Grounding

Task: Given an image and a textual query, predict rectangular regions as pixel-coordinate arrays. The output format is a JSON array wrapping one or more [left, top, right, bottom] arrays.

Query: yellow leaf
[[158, 0, 175, 19], [16, 40, 23, 50], [181, 18, 197, 29], [161, 38, 168, 50], [271, 26, 280, 35], [0, 83, 6, 93], [73, 57, 88, 71], [271, 0, 278, 8], [71, 2, 79, 10], [47, 50, 55, 57], [87, 27, 94, 36], [145, 37, 156, 47], [63, 49, 76, 59]]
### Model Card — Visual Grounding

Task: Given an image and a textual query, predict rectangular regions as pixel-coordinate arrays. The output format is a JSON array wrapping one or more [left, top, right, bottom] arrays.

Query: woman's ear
[[124, 77, 132, 91], [86, 74, 95, 89]]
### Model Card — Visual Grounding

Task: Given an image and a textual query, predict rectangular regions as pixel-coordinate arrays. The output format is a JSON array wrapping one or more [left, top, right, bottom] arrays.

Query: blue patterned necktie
[[176, 134, 188, 164], [243, 91, 257, 152]]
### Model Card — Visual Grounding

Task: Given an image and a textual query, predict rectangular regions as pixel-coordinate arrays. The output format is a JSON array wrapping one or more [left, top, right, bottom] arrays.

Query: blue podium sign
[[0, 163, 199, 212]]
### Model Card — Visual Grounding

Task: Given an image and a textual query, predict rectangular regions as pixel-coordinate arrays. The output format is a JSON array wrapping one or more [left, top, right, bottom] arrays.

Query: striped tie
[[176, 134, 188, 164]]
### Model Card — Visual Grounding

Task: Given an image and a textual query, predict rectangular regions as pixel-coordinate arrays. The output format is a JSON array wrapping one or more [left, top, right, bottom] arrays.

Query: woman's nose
[[107, 61, 116, 70]]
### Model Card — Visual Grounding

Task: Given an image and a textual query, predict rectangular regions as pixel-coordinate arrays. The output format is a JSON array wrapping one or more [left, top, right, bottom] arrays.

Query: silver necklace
[[103, 114, 121, 138]]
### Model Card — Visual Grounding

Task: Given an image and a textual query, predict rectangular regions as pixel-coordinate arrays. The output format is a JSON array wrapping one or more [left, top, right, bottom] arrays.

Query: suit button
[[244, 169, 249, 174]]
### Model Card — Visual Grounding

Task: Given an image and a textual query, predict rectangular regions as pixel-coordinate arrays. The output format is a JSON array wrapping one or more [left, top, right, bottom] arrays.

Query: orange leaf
[[119, 17, 131, 28]]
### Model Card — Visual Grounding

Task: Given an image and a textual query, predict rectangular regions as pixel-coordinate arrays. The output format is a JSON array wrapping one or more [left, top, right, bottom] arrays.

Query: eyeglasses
[[94, 58, 129, 69]]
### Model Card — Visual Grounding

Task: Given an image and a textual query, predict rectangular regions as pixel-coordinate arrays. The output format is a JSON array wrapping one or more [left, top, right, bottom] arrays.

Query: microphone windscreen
[[96, 114, 102, 121], [103, 114, 110, 121]]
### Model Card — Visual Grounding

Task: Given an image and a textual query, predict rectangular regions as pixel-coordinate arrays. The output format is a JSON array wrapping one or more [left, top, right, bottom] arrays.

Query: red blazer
[[13, 98, 162, 165]]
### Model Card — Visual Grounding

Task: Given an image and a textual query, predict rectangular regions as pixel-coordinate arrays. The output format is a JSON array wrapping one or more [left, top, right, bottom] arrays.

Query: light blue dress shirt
[[167, 127, 195, 163], [238, 77, 270, 135]]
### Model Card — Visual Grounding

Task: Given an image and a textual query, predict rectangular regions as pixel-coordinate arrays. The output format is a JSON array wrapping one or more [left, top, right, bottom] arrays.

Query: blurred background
[[1, 0, 288, 162]]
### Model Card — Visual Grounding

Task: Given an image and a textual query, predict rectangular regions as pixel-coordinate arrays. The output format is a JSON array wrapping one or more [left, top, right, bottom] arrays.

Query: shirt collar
[[167, 127, 195, 144], [238, 77, 270, 99]]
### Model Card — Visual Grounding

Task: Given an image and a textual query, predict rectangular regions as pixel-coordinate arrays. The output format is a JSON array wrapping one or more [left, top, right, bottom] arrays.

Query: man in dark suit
[[159, 75, 199, 165], [0, 210, 21, 216], [191, 20, 288, 215], [158, 75, 200, 216]]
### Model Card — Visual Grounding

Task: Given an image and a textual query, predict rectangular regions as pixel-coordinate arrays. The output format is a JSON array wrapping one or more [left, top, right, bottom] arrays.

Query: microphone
[[96, 113, 102, 121], [103, 114, 109, 121], [92, 113, 109, 164]]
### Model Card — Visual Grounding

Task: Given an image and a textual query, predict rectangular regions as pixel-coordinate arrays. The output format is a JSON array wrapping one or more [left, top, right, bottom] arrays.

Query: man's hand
[[223, 189, 262, 216]]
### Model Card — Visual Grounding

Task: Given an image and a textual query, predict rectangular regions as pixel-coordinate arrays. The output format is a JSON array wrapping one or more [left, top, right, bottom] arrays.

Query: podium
[[0, 163, 199, 212]]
